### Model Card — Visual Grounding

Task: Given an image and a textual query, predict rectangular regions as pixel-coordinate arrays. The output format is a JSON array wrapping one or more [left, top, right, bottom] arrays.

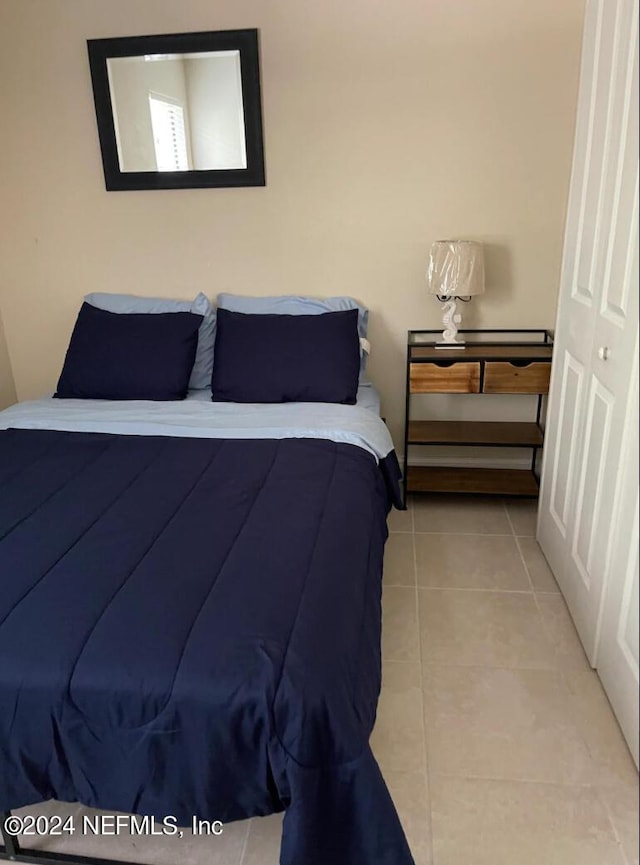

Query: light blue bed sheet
[[0, 384, 393, 463]]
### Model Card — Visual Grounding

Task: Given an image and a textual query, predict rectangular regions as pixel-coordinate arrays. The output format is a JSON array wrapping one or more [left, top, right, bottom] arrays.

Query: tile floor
[[373, 495, 639, 865], [12, 497, 639, 864]]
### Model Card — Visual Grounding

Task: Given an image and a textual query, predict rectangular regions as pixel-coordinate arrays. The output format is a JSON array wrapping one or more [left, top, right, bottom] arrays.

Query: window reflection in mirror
[[107, 51, 247, 173]]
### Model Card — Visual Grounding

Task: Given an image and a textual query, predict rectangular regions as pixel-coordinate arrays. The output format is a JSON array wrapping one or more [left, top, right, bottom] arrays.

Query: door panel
[[548, 352, 584, 546], [573, 0, 617, 302], [596, 362, 639, 767], [599, 1, 638, 323], [571, 379, 613, 590]]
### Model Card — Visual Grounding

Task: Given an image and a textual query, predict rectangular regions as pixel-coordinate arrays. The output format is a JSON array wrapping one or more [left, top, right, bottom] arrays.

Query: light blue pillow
[[84, 291, 215, 390], [216, 294, 369, 376]]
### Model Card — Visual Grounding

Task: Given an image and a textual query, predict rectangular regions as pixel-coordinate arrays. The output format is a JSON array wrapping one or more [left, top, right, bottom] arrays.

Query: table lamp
[[426, 240, 485, 348]]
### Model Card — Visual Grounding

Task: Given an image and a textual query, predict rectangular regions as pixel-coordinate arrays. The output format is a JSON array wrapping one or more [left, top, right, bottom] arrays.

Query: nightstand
[[402, 329, 554, 504]]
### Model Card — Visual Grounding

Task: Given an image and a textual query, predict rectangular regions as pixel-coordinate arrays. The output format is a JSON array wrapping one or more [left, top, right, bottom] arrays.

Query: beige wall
[[0, 311, 17, 410], [0, 0, 584, 447]]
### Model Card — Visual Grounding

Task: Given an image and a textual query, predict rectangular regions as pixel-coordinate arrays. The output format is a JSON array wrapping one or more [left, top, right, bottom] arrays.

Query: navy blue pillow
[[55, 302, 203, 400], [211, 308, 361, 404]]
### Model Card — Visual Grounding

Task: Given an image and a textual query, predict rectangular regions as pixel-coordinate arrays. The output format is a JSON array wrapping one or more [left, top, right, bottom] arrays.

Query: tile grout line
[[506, 502, 559, 653], [502, 497, 517, 539], [425, 769, 608, 788], [414, 530, 516, 537], [592, 785, 634, 865], [236, 816, 253, 865], [393, 530, 524, 537], [418, 660, 558, 671], [416, 586, 534, 594], [410, 498, 435, 865], [510, 528, 538, 596]]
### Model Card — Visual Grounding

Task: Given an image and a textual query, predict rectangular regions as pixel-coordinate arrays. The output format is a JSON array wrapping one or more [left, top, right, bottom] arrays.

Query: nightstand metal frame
[[403, 329, 554, 505]]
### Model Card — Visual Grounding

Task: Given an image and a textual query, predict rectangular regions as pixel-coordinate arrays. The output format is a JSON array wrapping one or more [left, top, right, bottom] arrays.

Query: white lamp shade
[[426, 240, 485, 297]]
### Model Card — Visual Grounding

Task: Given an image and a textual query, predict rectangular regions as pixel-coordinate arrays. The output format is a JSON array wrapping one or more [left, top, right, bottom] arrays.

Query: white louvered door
[[538, 0, 638, 762]]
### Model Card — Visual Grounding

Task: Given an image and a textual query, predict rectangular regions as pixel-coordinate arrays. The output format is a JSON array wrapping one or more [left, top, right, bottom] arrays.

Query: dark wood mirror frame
[[87, 28, 265, 191]]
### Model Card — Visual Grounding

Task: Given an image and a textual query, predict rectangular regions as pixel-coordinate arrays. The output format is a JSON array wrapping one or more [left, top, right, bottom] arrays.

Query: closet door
[[538, 0, 638, 663]]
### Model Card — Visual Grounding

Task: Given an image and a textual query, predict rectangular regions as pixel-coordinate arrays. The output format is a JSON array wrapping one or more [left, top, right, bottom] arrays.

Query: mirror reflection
[[108, 51, 247, 173]]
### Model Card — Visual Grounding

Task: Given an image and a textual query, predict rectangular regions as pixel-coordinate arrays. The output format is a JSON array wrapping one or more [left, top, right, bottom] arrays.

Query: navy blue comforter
[[0, 429, 413, 865]]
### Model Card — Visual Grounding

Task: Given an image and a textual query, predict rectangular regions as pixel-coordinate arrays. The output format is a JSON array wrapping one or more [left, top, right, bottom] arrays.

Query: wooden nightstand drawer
[[483, 361, 551, 394], [410, 361, 480, 393]]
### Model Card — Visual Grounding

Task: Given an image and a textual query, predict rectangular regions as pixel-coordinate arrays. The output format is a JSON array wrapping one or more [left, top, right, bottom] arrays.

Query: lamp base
[[436, 298, 465, 347]]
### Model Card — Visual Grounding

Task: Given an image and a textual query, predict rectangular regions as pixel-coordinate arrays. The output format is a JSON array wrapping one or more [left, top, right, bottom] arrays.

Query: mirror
[[87, 29, 265, 190]]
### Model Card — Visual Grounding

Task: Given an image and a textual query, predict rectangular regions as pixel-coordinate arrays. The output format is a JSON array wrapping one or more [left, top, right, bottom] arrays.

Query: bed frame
[[1, 811, 141, 865]]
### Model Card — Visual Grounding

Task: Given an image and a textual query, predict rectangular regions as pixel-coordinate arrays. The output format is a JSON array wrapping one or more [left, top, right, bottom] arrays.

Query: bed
[[0, 293, 415, 865]]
